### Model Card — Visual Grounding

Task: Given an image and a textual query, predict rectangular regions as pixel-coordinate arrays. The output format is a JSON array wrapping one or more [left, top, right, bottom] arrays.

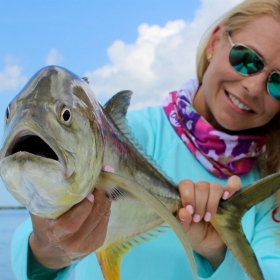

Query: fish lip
[[0, 126, 65, 168]]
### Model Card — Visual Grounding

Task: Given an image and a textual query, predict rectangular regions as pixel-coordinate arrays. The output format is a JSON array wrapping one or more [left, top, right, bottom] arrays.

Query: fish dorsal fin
[[103, 90, 132, 125], [96, 224, 170, 280], [103, 91, 176, 186]]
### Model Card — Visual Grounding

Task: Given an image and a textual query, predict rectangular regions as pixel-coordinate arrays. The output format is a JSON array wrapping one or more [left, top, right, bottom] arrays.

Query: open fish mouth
[[4, 130, 59, 161]]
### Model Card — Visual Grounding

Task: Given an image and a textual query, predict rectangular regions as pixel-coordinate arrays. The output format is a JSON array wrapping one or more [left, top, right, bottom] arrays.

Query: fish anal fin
[[96, 242, 135, 280]]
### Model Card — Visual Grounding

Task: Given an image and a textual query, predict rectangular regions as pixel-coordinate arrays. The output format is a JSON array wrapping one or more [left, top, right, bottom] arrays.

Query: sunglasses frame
[[226, 31, 280, 102]]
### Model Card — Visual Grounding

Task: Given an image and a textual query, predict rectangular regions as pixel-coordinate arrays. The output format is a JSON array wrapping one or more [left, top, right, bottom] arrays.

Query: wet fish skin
[[1, 66, 280, 280]]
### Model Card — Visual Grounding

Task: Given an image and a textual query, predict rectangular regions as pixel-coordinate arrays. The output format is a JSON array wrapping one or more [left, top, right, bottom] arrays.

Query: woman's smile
[[226, 91, 252, 112]]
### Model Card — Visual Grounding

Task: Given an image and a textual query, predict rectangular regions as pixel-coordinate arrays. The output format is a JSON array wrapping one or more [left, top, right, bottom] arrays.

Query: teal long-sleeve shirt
[[11, 106, 280, 279]]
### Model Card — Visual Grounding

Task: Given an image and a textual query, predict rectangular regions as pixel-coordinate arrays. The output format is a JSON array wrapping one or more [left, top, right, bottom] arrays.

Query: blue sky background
[[0, 0, 243, 205], [0, 0, 199, 78]]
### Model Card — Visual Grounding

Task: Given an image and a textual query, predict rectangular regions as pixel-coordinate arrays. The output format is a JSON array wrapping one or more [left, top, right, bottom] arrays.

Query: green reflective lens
[[229, 44, 264, 75], [227, 32, 280, 102], [268, 72, 280, 101]]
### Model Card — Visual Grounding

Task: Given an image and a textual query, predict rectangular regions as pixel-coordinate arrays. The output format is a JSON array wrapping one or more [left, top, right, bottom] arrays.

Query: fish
[[0, 66, 280, 280]]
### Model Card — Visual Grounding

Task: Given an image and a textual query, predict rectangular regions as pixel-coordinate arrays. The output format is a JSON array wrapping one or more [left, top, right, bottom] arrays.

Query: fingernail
[[102, 165, 115, 173], [179, 215, 185, 222], [204, 212, 212, 222], [102, 165, 110, 172], [86, 193, 94, 203], [193, 214, 201, 223], [186, 205, 194, 215], [222, 191, 229, 200]]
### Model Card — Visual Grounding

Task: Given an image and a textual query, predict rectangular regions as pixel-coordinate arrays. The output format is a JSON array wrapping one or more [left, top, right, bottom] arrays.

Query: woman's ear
[[206, 24, 224, 59]]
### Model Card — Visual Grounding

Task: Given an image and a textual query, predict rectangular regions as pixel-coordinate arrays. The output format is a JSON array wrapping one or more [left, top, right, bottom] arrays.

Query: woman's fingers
[[223, 175, 242, 199], [178, 176, 242, 223], [65, 189, 111, 254], [50, 194, 95, 240], [80, 204, 111, 256], [178, 180, 195, 215], [29, 175, 110, 269], [177, 177, 243, 268], [178, 207, 193, 230], [204, 182, 224, 221], [29, 188, 112, 268], [192, 181, 209, 222]]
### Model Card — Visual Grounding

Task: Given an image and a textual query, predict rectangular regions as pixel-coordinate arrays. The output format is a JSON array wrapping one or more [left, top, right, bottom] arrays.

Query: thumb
[[222, 175, 242, 200], [177, 207, 193, 233]]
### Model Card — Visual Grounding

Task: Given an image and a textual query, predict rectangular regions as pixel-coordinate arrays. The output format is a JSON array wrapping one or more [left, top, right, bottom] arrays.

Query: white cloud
[[4, 54, 20, 65], [45, 48, 63, 65], [0, 64, 27, 93], [85, 0, 244, 109]]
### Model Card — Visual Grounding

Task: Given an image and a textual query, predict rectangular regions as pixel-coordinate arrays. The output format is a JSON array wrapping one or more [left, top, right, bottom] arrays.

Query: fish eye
[[61, 107, 72, 125]]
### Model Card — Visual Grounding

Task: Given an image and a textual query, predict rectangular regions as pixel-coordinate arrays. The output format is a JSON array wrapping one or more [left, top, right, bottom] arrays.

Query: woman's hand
[[29, 189, 111, 269], [177, 175, 242, 270]]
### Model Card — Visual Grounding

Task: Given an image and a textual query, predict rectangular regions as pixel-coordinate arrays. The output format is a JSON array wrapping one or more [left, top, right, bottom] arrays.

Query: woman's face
[[194, 16, 280, 133]]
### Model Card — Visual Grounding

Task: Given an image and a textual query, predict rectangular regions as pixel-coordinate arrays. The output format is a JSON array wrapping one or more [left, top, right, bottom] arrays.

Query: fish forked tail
[[211, 172, 280, 280]]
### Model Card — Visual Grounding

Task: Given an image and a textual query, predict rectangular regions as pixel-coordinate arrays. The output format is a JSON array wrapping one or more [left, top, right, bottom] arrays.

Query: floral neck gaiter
[[162, 79, 267, 179]]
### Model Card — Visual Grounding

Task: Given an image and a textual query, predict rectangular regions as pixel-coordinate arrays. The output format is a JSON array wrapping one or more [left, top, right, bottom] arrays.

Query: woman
[[12, 0, 280, 279]]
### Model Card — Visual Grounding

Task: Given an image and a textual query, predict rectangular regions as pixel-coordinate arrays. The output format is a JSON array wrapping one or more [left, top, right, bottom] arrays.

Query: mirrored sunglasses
[[226, 31, 280, 102]]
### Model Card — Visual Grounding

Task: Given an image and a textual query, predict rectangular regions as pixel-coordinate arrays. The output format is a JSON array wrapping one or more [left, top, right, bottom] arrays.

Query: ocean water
[[0, 209, 75, 280]]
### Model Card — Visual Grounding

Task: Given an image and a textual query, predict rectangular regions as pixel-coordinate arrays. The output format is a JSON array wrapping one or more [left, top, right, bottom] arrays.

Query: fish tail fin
[[211, 173, 280, 280]]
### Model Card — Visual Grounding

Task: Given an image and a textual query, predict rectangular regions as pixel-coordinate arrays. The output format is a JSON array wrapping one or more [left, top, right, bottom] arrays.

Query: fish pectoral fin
[[211, 215, 264, 280], [99, 171, 136, 202], [96, 242, 133, 280], [98, 171, 197, 280]]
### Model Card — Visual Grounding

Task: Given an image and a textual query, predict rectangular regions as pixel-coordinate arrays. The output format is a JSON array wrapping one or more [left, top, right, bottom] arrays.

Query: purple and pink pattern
[[162, 79, 267, 178]]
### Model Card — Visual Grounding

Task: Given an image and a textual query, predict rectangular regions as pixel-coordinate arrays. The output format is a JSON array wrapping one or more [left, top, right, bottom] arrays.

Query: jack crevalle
[[1, 66, 280, 280]]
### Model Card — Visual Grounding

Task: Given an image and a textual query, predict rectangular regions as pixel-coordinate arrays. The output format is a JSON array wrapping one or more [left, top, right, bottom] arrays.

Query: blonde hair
[[197, 0, 280, 82], [196, 0, 280, 203]]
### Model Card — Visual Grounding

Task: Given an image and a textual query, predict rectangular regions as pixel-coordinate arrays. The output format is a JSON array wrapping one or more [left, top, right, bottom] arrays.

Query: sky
[[0, 0, 244, 206]]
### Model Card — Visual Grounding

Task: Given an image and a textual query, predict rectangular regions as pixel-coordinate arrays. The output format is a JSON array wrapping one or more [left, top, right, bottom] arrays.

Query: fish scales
[[1, 66, 280, 280]]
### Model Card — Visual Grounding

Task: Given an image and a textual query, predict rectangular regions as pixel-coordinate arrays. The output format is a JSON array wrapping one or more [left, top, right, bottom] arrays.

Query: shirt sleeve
[[27, 245, 61, 280]]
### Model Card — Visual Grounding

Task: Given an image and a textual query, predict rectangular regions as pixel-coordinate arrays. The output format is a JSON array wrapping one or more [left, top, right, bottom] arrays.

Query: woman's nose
[[240, 71, 268, 97]]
